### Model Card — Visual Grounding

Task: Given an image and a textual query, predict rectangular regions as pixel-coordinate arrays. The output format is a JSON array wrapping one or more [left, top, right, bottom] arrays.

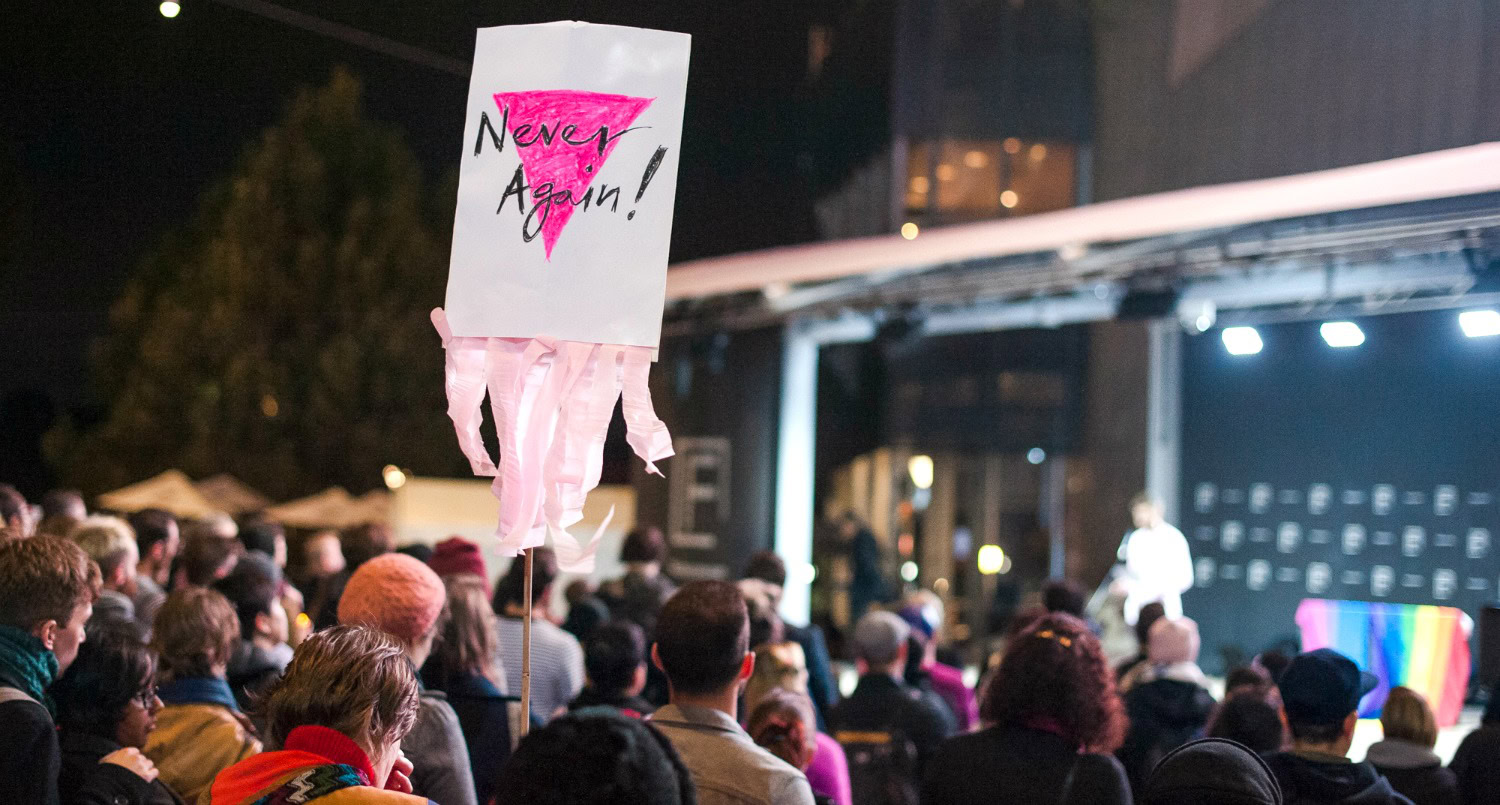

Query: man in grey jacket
[[649, 580, 814, 805]]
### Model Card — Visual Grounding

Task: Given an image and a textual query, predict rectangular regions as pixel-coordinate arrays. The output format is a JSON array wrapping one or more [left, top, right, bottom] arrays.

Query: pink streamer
[[433, 309, 674, 571]]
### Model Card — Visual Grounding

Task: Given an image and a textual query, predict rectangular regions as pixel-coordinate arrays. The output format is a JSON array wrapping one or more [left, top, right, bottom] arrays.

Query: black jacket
[[569, 686, 656, 717], [921, 725, 1132, 805], [59, 730, 186, 805], [1449, 724, 1500, 805], [0, 693, 60, 805], [1365, 738, 1459, 805], [421, 666, 515, 805], [1117, 678, 1216, 792], [829, 674, 954, 777], [1265, 751, 1415, 805]]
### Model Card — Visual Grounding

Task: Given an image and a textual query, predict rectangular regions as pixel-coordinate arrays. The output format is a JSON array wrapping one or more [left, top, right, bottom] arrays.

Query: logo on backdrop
[[1195, 483, 1217, 514], [1306, 562, 1332, 595], [1342, 524, 1366, 556], [1433, 569, 1457, 600], [1371, 565, 1395, 597], [1435, 485, 1458, 516], [1308, 484, 1332, 515], [1278, 522, 1301, 554], [1221, 521, 1244, 552], [1403, 526, 1426, 558], [1469, 528, 1491, 560], [1250, 484, 1273, 515], [1248, 560, 1271, 591], [1372, 485, 1396, 516]]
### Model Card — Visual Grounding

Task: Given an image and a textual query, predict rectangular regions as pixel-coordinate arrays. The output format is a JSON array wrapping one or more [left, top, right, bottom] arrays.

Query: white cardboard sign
[[444, 22, 691, 348]]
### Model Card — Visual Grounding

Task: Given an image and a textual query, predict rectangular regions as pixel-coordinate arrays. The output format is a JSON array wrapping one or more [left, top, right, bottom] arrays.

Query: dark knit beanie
[[1141, 738, 1282, 805]]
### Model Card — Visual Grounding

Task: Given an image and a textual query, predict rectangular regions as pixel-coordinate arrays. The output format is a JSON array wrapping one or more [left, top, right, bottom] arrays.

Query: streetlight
[[160, 1, 181, 18]]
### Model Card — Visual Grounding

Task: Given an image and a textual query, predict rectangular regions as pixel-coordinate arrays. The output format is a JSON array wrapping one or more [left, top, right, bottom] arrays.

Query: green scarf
[[0, 624, 60, 716]]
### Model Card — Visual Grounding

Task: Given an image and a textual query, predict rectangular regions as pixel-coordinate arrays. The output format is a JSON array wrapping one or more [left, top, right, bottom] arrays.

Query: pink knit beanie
[[337, 553, 446, 643]]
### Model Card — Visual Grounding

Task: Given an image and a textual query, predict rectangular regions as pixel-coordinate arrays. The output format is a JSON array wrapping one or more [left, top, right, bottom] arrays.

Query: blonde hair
[[263, 625, 420, 749], [69, 516, 138, 579], [1381, 686, 1438, 747], [744, 640, 809, 722], [432, 573, 500, 686]]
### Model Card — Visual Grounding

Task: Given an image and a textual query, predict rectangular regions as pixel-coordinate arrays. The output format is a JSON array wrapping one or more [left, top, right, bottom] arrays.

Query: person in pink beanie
[[338, 553, 478, 805], [426, 537, 490, 595]]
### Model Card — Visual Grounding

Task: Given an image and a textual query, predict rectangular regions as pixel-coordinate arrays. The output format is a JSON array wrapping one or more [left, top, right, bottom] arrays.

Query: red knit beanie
[[427, 536, 489, 593], [337, 553, 446, 644]]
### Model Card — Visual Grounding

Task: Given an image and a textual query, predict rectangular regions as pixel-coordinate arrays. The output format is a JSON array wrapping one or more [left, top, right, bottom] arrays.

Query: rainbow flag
[[1296, 598, 1471, 726]]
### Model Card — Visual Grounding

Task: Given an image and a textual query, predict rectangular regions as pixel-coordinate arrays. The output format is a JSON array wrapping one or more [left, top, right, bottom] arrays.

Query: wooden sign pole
[[518, 547, 533, 737]]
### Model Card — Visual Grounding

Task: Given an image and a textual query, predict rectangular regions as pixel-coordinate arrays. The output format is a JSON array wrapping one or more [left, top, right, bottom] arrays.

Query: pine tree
[[59, 69, 464, 498]]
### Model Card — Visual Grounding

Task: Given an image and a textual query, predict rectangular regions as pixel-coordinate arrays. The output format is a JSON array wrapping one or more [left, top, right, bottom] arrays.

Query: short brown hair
[[180, 533, 241, 586], [620, 526, 666, 564], [1381, 686, 1438, 748], [262, 624, 420, 749], [654, 580, 748, 695], [151, 587, 239, 680], [340, 522, 395, 569], [0, 537, 100, 631]]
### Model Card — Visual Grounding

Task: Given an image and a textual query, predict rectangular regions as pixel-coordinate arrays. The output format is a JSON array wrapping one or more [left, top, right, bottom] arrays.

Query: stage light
[[901, 222, 919, 240], [1221, 326, 1263, 356], [1000, 190, 1019, 208], [900, 561, 919, 582], [790, 561, 817, 585], [382, 464, 407, 490], [977, 544, 1006, 575], [160, 0, 181, 17], [1026, 447, 1046, 465], [908, 454, 934, 490], [1320, 321, 1365, 348], [1459, 309, 1500, 338]]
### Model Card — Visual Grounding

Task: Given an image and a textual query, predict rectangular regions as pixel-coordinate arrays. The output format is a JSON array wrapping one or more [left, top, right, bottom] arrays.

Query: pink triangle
[[493, 90, 655, 259]]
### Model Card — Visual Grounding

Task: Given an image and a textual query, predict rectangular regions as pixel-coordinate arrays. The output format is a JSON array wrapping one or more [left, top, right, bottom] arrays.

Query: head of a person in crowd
[[338, 553, 448, 669], [496, 707, 696, 805], [41, 489, 87, 521], [0, 483, 34, 539], [744, 639, 809, 724], [1224, 665, 1272, 697], [747, 687, 819, 772], [431, 573, 500, 686], [493, 546, 559, 614], [302, 530, 346, 578], [1253, 649, 1292, 685], [189, 513, 239, 541], [564, 578, 596, 607], [1007, 603, 1050, 638], [1042, 578, 1088, 618], [653, 580, 753, 708], [340, 522, 396, 570], [0, 536, 100, 673], [1149, 616, 1201, 667], [213, 551, 288, 649], [428, 536, 489, 592], [1380, 686, 1438, 749], [1278, 648, 1377, 757], [36, 513, 80, 540], [396, 543, 433, 564], [1141, 737, 1283, 805], [176, 531, 241, 589], [853, 610, 912, 678], [743, 550, 788, 588], [52, 624, 162, 749], [261, 625, 421, 789], [981, 612, 1128, 754], [1131, 492, 1164, 530], [738, 577, 784, 650], [585, 620, 649, 699], [620, 526, 667, 575], [1206, 686, 1288, 755], [898, 591, 943, 664], [128, 508, 179, 585], [236, 516, 287, 568], [152, 587, 239, 681], [70, 515, 140, 596], [1135, 601, 1168, 653]]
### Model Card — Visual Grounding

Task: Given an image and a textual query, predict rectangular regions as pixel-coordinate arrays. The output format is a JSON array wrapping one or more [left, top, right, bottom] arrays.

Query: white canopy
[[97, 470, 223, 520]]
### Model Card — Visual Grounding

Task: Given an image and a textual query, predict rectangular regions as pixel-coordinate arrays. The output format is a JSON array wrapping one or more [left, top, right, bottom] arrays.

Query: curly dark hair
[[980, 612, 1128, 753]]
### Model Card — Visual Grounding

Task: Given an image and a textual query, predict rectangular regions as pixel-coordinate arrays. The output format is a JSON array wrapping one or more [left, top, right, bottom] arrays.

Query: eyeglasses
[[135, 686, 159, 708]]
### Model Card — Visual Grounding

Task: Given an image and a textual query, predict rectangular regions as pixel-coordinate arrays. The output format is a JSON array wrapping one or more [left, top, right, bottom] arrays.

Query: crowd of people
[[1, 482, 1497, 804]]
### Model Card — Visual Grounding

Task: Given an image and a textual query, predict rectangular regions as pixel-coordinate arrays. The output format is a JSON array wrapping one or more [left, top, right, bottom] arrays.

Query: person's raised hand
[[100, 747, 159, 783], [385, 751, 414, 793]]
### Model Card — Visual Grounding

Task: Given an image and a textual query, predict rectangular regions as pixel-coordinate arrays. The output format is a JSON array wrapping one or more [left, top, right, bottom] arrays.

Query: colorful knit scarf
[[0, 624, 59, 716]]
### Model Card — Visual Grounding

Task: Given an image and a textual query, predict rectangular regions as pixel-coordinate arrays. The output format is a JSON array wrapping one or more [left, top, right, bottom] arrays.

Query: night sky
[[2, 1, 880, 414]]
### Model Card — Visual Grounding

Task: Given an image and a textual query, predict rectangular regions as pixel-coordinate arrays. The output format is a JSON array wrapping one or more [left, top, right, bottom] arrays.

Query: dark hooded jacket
[[1265, 751, 1415, 805], [1118, 678, 1216, 792], [1364, 739, 1458, 805]]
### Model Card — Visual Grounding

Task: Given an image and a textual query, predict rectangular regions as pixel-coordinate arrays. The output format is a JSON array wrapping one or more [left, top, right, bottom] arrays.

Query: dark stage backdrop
[[1179, 309, 1500, 674]]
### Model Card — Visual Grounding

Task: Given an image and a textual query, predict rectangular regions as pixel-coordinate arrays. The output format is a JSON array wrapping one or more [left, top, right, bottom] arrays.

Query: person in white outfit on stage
[[1118, 493, 1193, 626]]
